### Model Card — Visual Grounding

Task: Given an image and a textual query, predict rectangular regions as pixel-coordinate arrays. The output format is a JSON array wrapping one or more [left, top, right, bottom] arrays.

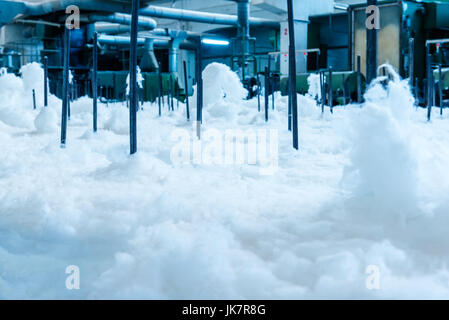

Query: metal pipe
[[183, 60, 190, 121], [196, 38, 203, 139], [366, 0, 377, 84], [61, 27, 70, 147], [97, 34, 194, 50], [320, 71, 326, 114], [264, 66, 269, 122], [17, 0, 279, 28], [329, 67, 333, 113], [287, 0, 299, 150], [140, 38, 159, 72], [158, 62, 162, 117], [256, 72, 261, 112], [139, 5, 279, 28], [409, 38, 414, 89], [32, 89, 36, 109], [357, 54, 362, 103], [288, 76, 292, 130], [43, 56, 48, 107], [439, 64, 443, 115], [92, 32, 98, 132], [87, 13, 157, 30], [129, 0, 139, 155], [427, 52, 432, 121], [237, 0, 250, 77]]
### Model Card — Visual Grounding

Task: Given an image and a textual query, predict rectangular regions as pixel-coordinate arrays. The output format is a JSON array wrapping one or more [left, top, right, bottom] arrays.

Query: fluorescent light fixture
[[334, 3, 349, 11], [201, 38, 230, 46]]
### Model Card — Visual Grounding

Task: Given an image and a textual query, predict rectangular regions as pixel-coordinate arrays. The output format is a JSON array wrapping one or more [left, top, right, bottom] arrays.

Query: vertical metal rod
[[366, 0, 378, 84], [268, 55, 272, 110], [32, 89, 36, 110], [288, 77, 292, 131], [92, 32, 98, 132], [60, 27, 70, 147], [44, 56, 48, 107], [427, 51, 432, 121], [415, 77, 419, 105], [439, 64, 443, 115], [271, 76, 275, 110], [409, 38, 414, 89], [67, 33, 72, 121], [129, 0, 139, 154], [264, 66, 269, 122], [329, 67, 333, 113], [183, 60, 190, 121], [256, 72, 261, 112], [158, 63, 162, 116], [196, 38, 203, 139], [357, 54, 362, 103], [176, 80, 180, 109], [320, 71, 324, 113], [287, 0, 299, 150], [170, 74, 174, 111]]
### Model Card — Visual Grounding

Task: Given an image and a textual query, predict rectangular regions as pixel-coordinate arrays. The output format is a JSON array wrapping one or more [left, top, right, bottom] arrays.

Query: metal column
[[129, 0, 139, 154], [183, 60, 190, 121], [287, 0, 299, 150], [92, 32, 98, 132], [61, 27, 71, 147], [44, 56, 48, 107], [366, 0, 377, 84]]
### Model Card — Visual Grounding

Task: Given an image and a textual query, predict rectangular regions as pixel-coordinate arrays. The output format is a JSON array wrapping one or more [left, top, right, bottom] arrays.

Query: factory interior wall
[[353, 3, 401, 76], [309, 13, 350, 71]]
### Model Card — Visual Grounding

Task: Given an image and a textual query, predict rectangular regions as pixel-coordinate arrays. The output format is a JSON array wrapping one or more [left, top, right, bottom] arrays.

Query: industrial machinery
[[280, 0, 449, 106]]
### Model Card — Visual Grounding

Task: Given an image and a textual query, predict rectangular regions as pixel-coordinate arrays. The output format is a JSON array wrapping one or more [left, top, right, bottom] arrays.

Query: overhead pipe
[[237, 0, 250, 80], [17, 0, 279, 28], [97, 34, 196, 50], [86, 13, 157, 30], [24, 0, 130, 17], [139, 5, 279, 28], [140, 38, 159, 72], [92, 23, 133, 35]]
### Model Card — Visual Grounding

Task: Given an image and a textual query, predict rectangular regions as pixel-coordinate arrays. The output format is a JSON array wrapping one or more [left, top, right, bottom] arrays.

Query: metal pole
[[287, 0, 299, 150], [427, 51, 432, 121], [61, 27, 70, 147], [44, 56, 48, 107], [439, 64, 443, 115], [288, 77, 292, 130], [320, 71, 324, 113], [329, 67, 333, 113], [183, 60, 190, 121], [256, 72, 261, 112], [32, 89, 36, 110], [357, 54, 362, 103], [129, 0, 139, 154], [170, 74, 174, 111], [409, 38, 414, 89], [92, 32, 98, 132], [264, 66, 269, 122], [366, 0, 377, 84], [158, 63, 162, 117], [176, 82, 180, 110], [196, 37, 203, 139], [268, 55, 273, 110]]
